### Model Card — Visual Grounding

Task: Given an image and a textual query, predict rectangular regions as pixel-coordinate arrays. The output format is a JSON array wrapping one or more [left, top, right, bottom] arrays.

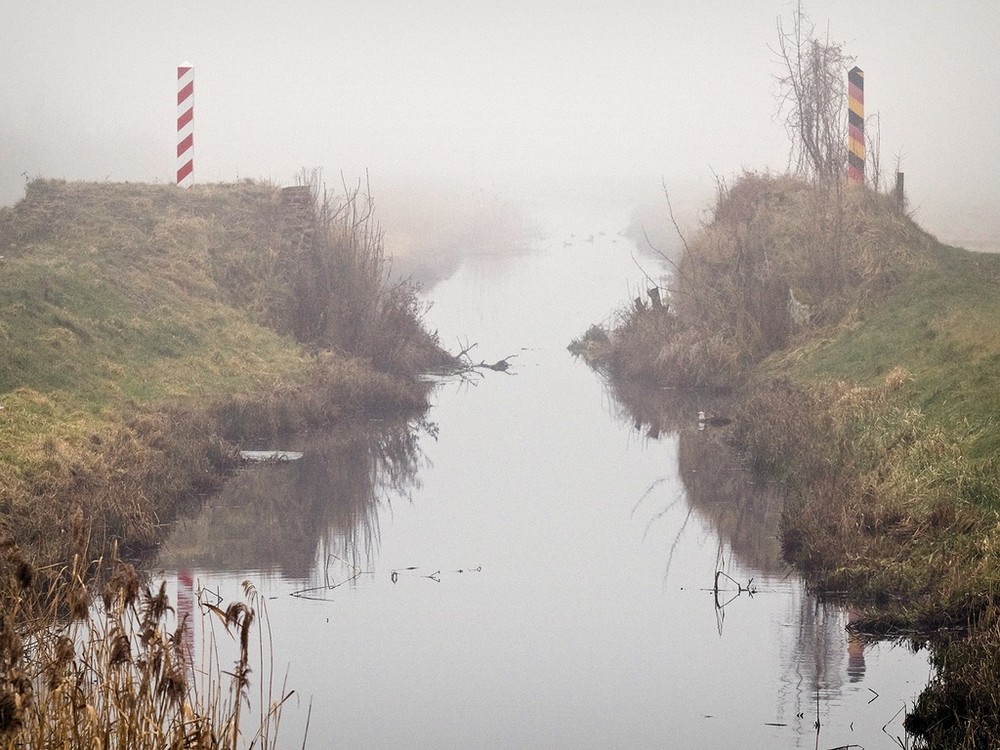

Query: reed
[[0, 516, 287, 749]]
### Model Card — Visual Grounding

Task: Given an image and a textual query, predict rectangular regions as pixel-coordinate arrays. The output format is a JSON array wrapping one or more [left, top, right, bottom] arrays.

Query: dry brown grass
[[582, 172, 933, 390], [734, 369, 1000, 631], [0, 528, 286, 749], [279, 171, 454, 377], [0, 399, 231, 562], [906, 608, 1000, 747]]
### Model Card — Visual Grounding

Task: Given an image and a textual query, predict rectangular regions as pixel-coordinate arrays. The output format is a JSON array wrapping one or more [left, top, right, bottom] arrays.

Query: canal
[[155, 199, 931, 749]]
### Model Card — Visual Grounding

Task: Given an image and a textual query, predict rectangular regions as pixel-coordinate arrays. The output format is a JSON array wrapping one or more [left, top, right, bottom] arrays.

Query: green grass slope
[[787, 243, 1000, 460], [1, 181, 311, 407], [0, 179, 443, 564]]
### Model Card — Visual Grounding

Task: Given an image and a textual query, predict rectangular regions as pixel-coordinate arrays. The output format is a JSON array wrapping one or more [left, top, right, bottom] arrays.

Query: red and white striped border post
[[176, 64, 194, 187]]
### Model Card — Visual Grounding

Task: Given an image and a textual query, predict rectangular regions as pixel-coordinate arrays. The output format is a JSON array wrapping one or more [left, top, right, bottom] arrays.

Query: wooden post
[[895, 171, 905, 213]]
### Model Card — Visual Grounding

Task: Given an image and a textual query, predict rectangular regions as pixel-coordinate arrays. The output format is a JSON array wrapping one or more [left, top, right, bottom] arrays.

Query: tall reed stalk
[[0, 514, 288, 749]]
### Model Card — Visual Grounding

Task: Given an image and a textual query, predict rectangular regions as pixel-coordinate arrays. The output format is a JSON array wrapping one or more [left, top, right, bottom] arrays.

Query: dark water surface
[[156, 202, 930, 749]]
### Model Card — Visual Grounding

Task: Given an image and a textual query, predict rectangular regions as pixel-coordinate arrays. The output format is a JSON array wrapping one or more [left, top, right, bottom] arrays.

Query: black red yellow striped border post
[[177, 64, 194, 188], [847, 66, 864, 184]]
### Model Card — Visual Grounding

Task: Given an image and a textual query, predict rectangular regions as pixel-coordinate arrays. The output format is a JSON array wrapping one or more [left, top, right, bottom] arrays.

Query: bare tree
[[772, 2, 855, 182]]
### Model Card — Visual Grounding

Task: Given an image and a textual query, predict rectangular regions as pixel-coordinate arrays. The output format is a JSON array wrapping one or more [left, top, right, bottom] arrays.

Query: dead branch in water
[[712, 570, 758, 620], [452, 341, 518, 375], [713, 569, 756, 596]]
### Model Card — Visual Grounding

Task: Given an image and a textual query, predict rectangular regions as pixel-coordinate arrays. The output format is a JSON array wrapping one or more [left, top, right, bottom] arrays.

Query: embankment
[[574, 172, 1000, 748], [0, 178, 451, 575]]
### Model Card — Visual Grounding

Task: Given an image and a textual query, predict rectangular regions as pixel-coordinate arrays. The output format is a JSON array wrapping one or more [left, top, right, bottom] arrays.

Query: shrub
[[579, 172, 931, 390]]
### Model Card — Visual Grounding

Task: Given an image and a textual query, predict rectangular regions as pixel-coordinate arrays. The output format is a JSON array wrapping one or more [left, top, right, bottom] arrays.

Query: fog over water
[[2, 1, 998, 250]]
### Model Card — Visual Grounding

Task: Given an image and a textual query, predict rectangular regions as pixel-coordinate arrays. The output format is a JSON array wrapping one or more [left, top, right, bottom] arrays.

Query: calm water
[[155, 201, 931, 749]]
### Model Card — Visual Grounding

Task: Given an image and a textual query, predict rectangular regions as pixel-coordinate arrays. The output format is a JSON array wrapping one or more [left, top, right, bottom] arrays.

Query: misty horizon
[[2, 1, 998, 250]]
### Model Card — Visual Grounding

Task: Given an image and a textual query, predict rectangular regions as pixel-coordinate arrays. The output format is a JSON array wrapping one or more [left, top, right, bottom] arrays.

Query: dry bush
[[283, 170, 450, 376], [586, 171, 926, 390], [680, 172, 924, 326], [773, 2, 853, 182]]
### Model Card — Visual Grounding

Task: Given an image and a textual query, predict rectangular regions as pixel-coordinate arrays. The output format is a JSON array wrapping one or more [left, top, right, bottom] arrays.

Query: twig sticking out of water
[[452, 340, 518, 375], [291, 555, 368, 599], [391, 565, 482, 583], [391, 567, 439, 583], [711, 571, 758, 633], [713, 570, 757, 597], [477, 355, 517, 372], [882, 704, 910, 749]]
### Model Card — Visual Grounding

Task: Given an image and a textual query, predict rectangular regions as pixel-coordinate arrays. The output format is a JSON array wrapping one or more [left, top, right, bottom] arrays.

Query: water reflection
[[601, 376, 784, 572], [598, 371, 922, 742], [157, 416, 433, 577], [149, 204, 928, 748]]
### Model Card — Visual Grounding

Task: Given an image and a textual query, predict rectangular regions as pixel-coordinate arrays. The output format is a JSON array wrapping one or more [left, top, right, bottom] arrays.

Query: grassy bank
[[574, 172, 1000, 747], [0, 177, 453, 746], [0, 176, 450, 574]]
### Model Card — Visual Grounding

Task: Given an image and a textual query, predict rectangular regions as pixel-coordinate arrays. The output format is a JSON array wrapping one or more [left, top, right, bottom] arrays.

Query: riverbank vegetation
[[0, 176, 448, 560], [573, 7, 1000, 740], [0, 525, 287, 748], [0, 175, 451, 745], [572, 171, 1000, 746]]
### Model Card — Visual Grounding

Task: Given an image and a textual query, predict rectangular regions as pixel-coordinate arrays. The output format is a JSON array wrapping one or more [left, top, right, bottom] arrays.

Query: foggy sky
[[2, 1, 998, 248]]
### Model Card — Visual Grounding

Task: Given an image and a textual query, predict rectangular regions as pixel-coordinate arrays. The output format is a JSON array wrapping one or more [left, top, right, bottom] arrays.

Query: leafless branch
[[661, 180, 693, 257], [770, 1, 854, 182]]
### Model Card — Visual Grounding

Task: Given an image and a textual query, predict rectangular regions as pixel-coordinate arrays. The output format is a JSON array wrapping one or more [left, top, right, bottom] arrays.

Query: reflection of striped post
[[176, 64, 194, 187], [177, 569, 195, 670], [847, 66, 864, 184]]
